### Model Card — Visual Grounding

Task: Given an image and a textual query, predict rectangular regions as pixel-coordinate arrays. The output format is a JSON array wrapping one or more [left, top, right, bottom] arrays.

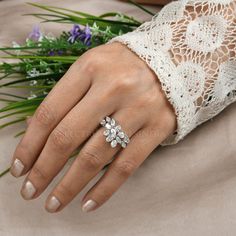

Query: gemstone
[[118, 131, 125, 138], [105, 123, 112, 129], [110, 118, 116, 126], [106, 135, 114, 142], [103, 129, 110, 136], [110, 133, 116, 139], [115, 125, 121, 132], [124, 135, 130, 143], [106, 116, 111, 123], [110, 128, 116, 135], [121, 141, 127, 148], [111, 140, 118, 148], [116, 136, 122, 144], [100, 119, 106, 126]]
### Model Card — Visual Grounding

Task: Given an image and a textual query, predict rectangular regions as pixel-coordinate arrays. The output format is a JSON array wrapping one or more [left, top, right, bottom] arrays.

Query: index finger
[[10, 61, 91, 177]]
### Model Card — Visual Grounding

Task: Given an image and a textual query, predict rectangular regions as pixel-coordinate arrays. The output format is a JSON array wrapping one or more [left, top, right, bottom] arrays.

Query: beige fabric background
[[0, 0, 236, 235]]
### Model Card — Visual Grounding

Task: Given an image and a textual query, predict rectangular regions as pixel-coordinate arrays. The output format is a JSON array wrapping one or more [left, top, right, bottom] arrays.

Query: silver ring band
[[100, 116, 130, 148]]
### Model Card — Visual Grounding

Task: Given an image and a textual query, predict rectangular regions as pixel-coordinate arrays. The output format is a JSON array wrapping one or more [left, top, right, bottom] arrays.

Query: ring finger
[[44, 108, 145, 213]]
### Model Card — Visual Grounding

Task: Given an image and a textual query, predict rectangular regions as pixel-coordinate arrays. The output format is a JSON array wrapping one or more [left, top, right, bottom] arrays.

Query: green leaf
[[0, 92, 27, 100], [0, 98, 19, 103], [128, 0, 155, 16], [0, 46, 43, 51], [0, 98, 43, 113], [99, 12, 141, 24], [0, 106, 36, 119], [0, 55, 77, 63], [0, 117, 26, 130], [7, 85, 52, 89], [14, 130, 26, 138], [27, 3, 140, 26], [0, 72, 63, 88], [0, 168, 10, 178]]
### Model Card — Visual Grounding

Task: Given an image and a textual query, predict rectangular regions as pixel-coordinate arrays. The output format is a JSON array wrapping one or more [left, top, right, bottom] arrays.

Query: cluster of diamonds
[[100, 116, 130, 148]]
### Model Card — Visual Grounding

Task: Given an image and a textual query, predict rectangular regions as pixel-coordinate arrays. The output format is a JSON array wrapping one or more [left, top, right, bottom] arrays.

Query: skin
[[11, 42, 176, 213]]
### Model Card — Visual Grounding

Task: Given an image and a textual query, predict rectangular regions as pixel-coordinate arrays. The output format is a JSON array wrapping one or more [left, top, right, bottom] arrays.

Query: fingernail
[[11, 159, 24, 177], [21, 181, 36, 200], [46, 196, 61, 213], [82, 199, 97, 213]]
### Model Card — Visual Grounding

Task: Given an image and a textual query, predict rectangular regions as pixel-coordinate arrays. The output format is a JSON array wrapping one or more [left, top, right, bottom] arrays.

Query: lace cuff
[[110, 0, 236, 145]]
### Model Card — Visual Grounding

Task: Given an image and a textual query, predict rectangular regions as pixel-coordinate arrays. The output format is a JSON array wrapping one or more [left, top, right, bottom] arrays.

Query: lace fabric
[[110, 0, 236, 145]]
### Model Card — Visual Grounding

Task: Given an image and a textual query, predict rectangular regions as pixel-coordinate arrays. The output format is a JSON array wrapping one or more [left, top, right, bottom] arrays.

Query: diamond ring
[[100, 116, 130, 148]]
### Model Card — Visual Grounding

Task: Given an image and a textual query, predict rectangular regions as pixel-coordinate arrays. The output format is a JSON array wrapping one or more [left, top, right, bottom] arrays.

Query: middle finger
[[45, 108, 145, 212], [20, 87, 114, 200]]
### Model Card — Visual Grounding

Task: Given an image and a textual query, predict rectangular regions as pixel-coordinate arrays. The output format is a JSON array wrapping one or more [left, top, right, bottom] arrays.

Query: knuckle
[[79, 145, 103, 171], [113, 160, 136, 178], [103, 79, 136, 99], [136, 93, 157, 110], [96, 188, 112, 202], [78, 53, 101, 76], [113, 78, 135, 92], [49, 127, 73, 151], [56, 182, 74, 199], [30, 165, 48, 181], [34, 103, 55, 127]]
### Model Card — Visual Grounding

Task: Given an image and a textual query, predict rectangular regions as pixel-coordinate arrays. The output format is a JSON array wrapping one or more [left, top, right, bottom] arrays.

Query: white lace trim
[[110, 0, 236, 145]]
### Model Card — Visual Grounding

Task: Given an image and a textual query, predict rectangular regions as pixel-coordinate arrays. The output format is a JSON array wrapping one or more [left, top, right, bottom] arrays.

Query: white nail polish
[[82, 200, 97, 213], [11, 159, 24, 177], [21, 181, 36, 200], [47, 196, 61, 213]]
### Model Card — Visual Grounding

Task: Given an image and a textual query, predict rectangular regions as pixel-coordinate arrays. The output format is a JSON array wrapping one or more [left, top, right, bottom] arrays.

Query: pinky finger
[[81, 126, 168, 213]]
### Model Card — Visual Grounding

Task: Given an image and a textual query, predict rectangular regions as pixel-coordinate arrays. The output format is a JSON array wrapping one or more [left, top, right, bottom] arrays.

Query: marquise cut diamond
[[106, 116, 111, 122], [110, 119, 116, 126], [100, 119, 106, 126], [103, 129, 110, 136], [111, 140, 118, 148], [105, 123, 112, 129], [100, 116, 129, 149]]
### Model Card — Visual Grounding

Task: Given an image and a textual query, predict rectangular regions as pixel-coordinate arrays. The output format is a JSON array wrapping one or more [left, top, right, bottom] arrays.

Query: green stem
[[0, 117, 26, 130], [14, 130, 26, 138], [0, 92, 27, 99], [0, 168, 10, 178], [0, 106, 36, 119], [0, 46, 43, 51], [7, 85, 52, 89], [128, 0, 155, 16]]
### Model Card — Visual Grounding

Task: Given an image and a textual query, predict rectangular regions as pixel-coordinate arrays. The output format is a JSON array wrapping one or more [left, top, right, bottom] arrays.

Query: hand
[[10, 42, 176, 213]]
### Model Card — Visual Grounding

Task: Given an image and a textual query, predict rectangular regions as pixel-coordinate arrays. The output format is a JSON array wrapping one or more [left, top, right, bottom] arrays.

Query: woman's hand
[[10, 42, 176, 213]]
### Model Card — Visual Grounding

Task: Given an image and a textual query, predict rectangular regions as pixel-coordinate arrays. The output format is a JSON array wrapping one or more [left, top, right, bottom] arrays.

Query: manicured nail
[[46, 196, 61, 213], [11, 159, 24, 177], [21, 181, 36, 200], [82, 200, 98, 213]]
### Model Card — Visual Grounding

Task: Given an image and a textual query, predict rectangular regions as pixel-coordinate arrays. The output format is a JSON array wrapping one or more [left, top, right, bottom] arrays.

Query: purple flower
[[29, 25, 42, 41], [68, 24, 81, 44], [68, 24, 92, 46], [48, 50, 64, 56], [48, 50, 55, 56], [80, 25, 92, 46], [57, 50, 64, 56]]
